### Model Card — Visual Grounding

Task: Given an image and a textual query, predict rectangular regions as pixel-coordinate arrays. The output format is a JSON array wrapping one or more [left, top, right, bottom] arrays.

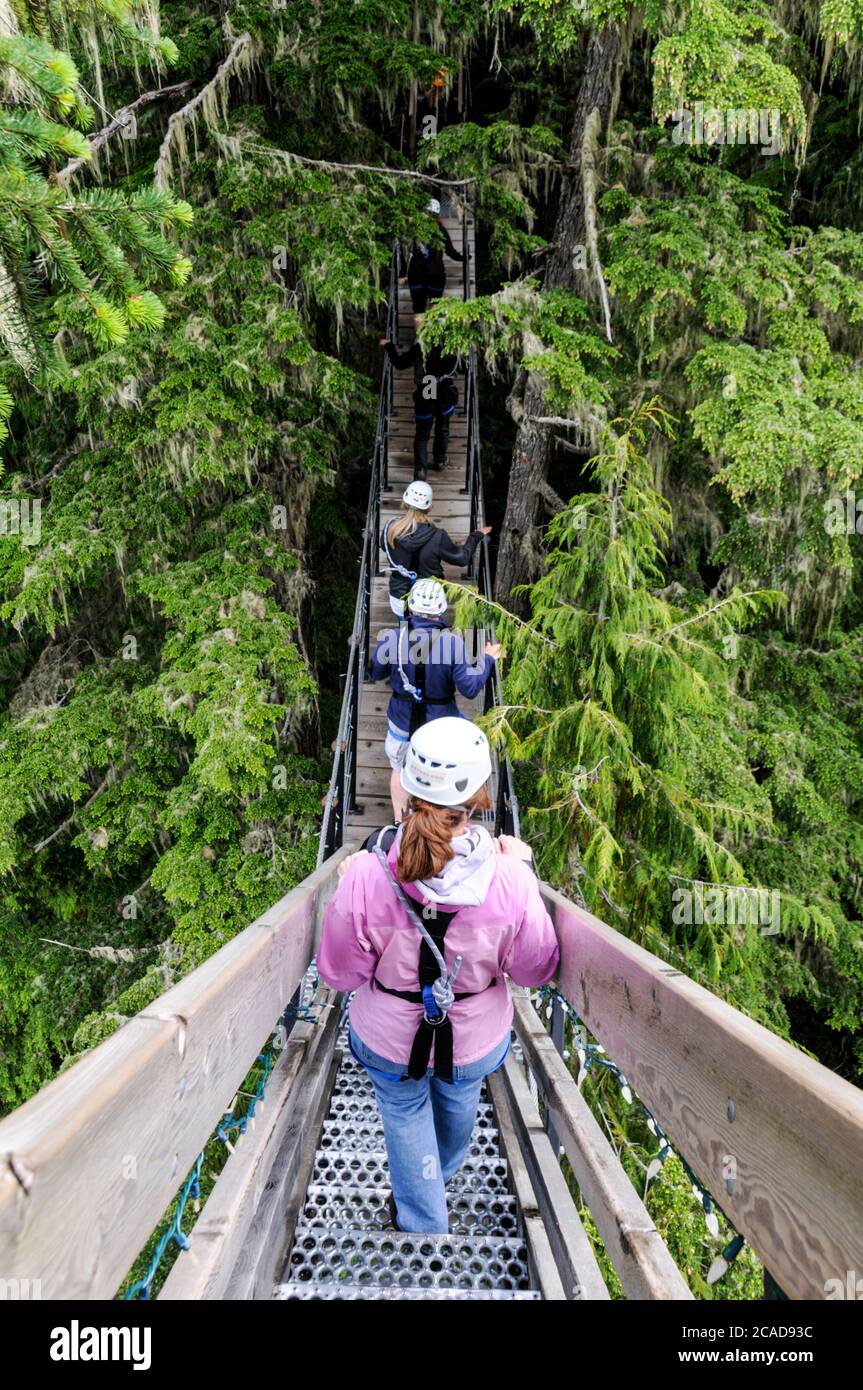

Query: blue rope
[[123, 1156, 202, 1300]]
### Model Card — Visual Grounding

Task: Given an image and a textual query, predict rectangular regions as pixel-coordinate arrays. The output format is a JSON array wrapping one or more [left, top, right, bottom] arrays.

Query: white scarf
[[397, 821, 496, 907]]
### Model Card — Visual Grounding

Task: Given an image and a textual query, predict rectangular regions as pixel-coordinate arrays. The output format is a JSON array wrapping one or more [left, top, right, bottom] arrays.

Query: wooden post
[[486, 1067, 567, 1299], [545, 993, 566, 1158], [492, 1053, 610, 1299]]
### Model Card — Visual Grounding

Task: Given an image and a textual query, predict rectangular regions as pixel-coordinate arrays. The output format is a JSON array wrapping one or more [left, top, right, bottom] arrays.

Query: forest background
[[2, 0, 862, 1298]]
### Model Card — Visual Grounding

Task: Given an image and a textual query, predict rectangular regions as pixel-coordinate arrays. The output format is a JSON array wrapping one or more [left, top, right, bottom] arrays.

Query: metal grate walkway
[[274, 1032, 541, 1300]]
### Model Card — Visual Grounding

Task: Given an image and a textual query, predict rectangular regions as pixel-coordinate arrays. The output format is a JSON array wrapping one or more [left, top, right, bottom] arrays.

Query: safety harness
[[369, 826, 497, 1083], [396, 619, 423, 704], [382, 520, 418, 585], [395, 618, 455, 733], [413, 353, 462, 391]]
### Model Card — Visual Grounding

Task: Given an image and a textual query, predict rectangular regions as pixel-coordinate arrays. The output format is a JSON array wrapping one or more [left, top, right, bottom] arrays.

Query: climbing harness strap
[[370, 824, 399, 852], [372, 844, 458, 995], [396, 619, 423, 704], [394, 621, 454, 732], [372, 843, 494, 1082], [433, 354, 463, 383], [382, 520, 417, 583]]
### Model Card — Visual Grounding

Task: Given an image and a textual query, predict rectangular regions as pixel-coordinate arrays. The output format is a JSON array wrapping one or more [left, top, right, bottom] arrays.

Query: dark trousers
[[414, 406, 453, 477], [408, 283, 445, 315]]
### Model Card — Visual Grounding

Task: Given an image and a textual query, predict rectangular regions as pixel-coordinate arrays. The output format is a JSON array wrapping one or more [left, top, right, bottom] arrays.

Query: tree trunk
[[494, 23, 624, 608]]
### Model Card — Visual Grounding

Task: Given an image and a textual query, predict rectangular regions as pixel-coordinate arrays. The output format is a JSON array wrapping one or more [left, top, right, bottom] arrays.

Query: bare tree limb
[[155, 32, 259, 190], [56, 82, 194, 185], [33, 770, 115, 854], [258, 149, 477, 189], [26, 442, 100, 489], [536, 477, 567, 515]]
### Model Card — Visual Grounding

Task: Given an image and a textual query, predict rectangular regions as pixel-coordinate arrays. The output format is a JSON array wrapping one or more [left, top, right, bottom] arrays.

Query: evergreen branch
[[444, 579, 558, 644], [493, 703, 555, 716], [0, 248, 41, 376], [32, 769, 115, 854], [658, 591, 778, 642]]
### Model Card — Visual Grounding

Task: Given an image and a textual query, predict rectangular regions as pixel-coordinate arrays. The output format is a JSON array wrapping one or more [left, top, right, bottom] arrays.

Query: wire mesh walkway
[[274, 1024, 541, 1300]]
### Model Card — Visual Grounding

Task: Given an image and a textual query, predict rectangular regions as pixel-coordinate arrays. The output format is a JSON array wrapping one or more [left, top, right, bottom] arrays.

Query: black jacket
[[403, 223, 463, 288], [381, 520, 484, 600], [384, 340, 464, 413]]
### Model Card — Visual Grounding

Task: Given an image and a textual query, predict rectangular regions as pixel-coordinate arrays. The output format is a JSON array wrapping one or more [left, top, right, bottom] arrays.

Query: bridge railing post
[[545, 995, 566, 1156]]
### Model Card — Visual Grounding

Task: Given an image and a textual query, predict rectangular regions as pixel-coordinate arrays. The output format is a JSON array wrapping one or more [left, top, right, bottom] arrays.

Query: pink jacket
[[317, 827, 560, 1067]]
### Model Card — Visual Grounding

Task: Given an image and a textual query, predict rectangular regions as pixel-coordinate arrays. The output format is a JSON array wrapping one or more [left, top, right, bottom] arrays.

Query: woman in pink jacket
[[317, 717, 559, 1234]]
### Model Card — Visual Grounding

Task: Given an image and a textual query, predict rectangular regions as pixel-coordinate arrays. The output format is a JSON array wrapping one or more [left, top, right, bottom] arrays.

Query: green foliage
[[0, 16, 192, 382], [599, 146, 863, 632], [1, 0, 862, 1306], [418, 120, 563, 269], [501, 0, 807, 151]]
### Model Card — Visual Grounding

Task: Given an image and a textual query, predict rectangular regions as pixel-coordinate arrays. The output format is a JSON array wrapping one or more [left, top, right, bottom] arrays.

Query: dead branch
[[56, 82, 194, 185], [154, 32, 258, 190]]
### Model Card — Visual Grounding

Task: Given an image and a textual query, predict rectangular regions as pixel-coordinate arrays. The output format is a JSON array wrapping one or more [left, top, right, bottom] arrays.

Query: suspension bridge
[[1, 201, 862, 1303]]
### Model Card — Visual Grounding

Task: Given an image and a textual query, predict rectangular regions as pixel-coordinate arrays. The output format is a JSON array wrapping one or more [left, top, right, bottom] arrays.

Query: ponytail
[[397, 786, 493, 883], [388, 504, 433, 545]]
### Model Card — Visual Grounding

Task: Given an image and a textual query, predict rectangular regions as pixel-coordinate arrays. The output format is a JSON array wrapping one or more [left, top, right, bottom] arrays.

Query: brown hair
[[387, 504, 433, 546], [397, 786, 492, 883]]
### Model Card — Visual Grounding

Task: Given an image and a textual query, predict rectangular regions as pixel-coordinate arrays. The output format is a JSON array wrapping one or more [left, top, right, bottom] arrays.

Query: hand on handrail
[[338, 850, 369, 878], [494, 834, 533, 861]]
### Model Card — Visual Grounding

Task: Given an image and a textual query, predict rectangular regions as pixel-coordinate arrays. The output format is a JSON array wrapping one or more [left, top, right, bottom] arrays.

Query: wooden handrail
[[0, 848, 350, 1299], [541, 882, 863, 1299], [2, 853, 860, 1302]]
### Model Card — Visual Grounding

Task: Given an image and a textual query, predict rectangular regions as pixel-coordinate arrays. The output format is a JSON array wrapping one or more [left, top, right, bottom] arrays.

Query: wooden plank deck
[[346, 212, 493, 838]]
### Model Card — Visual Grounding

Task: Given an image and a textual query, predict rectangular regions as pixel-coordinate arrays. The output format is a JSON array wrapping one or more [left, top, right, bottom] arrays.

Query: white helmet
[[408, 578, 447, 616], [426, 197, 441, 215], [401, 718, 492, 806], [403, 479, 432, 510]]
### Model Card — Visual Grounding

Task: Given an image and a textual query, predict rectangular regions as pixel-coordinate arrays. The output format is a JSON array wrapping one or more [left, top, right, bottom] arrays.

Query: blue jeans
[[348, 1024, 510, 1233]]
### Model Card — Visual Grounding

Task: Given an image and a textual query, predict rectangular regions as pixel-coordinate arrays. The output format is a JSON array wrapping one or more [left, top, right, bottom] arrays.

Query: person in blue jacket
[[368, 578, 502, 820]]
